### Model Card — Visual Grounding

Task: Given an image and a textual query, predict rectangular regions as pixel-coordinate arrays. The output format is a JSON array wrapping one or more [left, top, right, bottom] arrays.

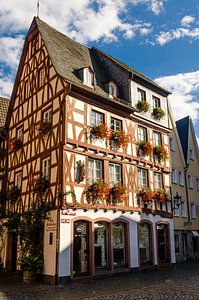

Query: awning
[[192, 231, 199, 237]]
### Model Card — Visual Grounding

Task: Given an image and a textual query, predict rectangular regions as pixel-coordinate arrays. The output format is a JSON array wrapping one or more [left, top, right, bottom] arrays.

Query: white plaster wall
[[59, 209, 175, 277]]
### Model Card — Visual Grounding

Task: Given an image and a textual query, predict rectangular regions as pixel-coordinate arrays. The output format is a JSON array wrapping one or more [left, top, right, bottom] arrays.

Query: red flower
[[90, 123, 109, 140], [109, 130, 129, 149]]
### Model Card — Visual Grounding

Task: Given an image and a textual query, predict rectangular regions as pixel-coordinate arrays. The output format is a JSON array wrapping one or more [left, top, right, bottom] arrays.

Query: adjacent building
[[170, 111, 199, 262], [1, 17, 176, 283]]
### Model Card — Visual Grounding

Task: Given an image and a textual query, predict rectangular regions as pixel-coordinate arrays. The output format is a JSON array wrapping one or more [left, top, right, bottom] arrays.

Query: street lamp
[[171, 192, 182, 211]]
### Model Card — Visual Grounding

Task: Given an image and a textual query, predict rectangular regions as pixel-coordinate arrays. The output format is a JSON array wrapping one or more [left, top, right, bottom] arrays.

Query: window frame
[[152, 96, 161, 108], [110, 117, 122, 131], [137, 88, 146, 102], [137, 126, 147, 142], [153, 131, 162, 146], [24, 79, 28, 100], [90, 110, 104, 127], [15, 172, 22, 189], [42, 157, 51, 180], [188, 174, 193, 189], [154, 172, 163, 190], [172, 168, 177, 184], [178, 171, 184, 186], [138, 168, 148, 189], [87, 158, 103, 184], [109, 163, 122, 187], [170, 137, 175, 152], [83, 68, 94, 87], [191, 203, 196, 219], [38, 67, 44, 89], [109, 82, 117, 98], [174, 234, 181, 254]]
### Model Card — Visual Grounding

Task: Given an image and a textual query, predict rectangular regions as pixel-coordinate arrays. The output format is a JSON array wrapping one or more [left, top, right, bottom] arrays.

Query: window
[[15, 173, 22, 189], [24, 79, 28, 99], [137, 88, 146, 101], [42, 157, 50, 179], [109, 163, 122, 187], [38, 67, 44, 88], [43, 109, 52, 123], [110, 117, 122, 131], [31, 36, 39, 55], [172, 168, 177, 184], [190, 149, 194, 160], [174, 234, 180, 254], [88, 159, 103, 183], [191, 203, 196, 219], [180, 201, 186, 217], [137, 126, 147, 142], [138, 168, 148, 189], [154, 173, 163, 190], [153, 96, 160, 108], [178, 172, 184, 186], [91, 110, 104, 127], [109, 82, 117, 98], [188, 175, 193, 188], [170, 137, 175, 151], [196, 178, 199, 191], [84, 68, 93, 86], [193, 237, 199, 253], [153, 131, 161, 146], [17, 127, 23, 141]]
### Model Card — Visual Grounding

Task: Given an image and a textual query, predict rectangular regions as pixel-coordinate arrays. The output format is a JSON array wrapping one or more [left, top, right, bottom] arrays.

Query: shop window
[[138, 223, 152, 265], [174, 234, 180, 254], [112, 222, 127, 268], [90, 110, 104, 127], [138, 168, 148, 189], [109, 163, 121, 187], [88, 159, 103, 183], [110, 117, 122, 131], [94, 222, 109, 270], [137, 126, 147, 142]]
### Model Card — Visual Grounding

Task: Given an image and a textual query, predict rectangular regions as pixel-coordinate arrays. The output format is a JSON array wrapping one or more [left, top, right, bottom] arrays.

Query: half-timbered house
[[3, 17, 175, 283]]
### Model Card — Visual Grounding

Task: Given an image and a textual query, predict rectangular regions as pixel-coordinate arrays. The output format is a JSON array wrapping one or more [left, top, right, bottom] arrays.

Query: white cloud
[[156, 27, 199, 45], [0, 75, 14, 98], [181, 15, 195, 27], [0, 36, 24, 69], [155, 70, 199, 122], [129, 0, 166, 15]]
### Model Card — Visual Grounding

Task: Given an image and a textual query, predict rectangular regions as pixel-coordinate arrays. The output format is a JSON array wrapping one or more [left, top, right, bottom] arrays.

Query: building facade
[[1, 17, 176, 283], [170, 112, 199, 262]]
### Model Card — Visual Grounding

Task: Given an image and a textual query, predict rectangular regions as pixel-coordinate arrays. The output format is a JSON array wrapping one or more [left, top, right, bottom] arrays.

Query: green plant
[[59, 190, 76, 206], [20, 255, 43, 273], [33, 176, 49, 194], [137, 188, 154, 204], [136, 100, 150, 112], [154, 189, 169, 203], [7, 186, 21, 204], [152, 107, 165, 120], [137, 141, 153, 156], [153, 145, 168, 162]]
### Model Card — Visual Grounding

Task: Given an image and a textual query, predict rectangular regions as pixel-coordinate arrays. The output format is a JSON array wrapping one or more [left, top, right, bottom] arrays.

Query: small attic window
[[109, 82, 117, 98], [83, 68, 94, 87]]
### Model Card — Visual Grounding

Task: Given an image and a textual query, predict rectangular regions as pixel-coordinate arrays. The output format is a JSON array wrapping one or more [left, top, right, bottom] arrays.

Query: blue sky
[[0, 0, 199, 142]]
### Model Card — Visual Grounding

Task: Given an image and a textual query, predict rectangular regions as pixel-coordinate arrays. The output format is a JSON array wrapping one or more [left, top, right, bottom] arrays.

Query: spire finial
[[37, 0, 40, 18]]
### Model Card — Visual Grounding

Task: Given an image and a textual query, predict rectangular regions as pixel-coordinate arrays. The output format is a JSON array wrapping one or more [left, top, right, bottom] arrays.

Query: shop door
[[73, 221, 90, 277], [157, 224, 169, 263], [6, 232, 17, 271], [138, 223, 153, 266]]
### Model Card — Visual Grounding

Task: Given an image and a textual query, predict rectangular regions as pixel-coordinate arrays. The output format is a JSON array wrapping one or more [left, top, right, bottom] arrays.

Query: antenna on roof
[[37, 0, 40, 18]]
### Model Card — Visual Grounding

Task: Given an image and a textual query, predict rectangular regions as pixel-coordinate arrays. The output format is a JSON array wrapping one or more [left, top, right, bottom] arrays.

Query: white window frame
[[188, 174, 193, 188], [109, 163, 122, 187], [152, 96, 161, 108], [154, 172, 163, 190], [138, 168, 148, 189], [88, 159, 103, 183], [191, 203, 196, 219], [172, 168, 177, 184], [42, 157, 50, 180], [178, 171, 184, 186], [153, 131, 161, 146], [90, 110, 104, 127], [137, 126, 147, 142], [83, 68, 93, 87], [137, 88, 146, 101], [17, 127, 23, 141], [110, 117, 122, 131], [43, 110, 52, 123], [109, 82, 117, 98]]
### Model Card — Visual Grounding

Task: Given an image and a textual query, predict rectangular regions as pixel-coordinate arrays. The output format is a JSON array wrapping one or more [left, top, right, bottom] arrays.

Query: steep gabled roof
[[176, 116, 199, 164], [0, 97, 9, 127]]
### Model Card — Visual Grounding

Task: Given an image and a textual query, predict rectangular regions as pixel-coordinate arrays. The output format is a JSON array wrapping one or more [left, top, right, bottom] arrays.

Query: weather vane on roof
[[37, 0, 40, 18]]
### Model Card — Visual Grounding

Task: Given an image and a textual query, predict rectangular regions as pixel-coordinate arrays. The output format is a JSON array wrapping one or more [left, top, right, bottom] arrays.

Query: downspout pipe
[[184, 164, 191, 224]]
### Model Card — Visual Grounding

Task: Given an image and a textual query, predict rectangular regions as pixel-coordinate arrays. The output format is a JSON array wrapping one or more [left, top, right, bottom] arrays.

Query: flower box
[[153, 145, 168, 162], [85, 180, 109, 205], [33, 176, 49, 194], [90, 123, 109, 141], [10, 139, 23, 151], [137, 188, 154, 204], [152, 107, 165, 120], [154, 189, 169, 203], [110, 183, 127, 205], [137, 141, 153, 156], [136, 100, 150, 113], [109, 130, 129, 150]]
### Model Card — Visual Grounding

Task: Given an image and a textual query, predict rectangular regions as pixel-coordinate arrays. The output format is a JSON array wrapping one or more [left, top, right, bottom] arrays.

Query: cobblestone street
[[0, 262, 199, 300]]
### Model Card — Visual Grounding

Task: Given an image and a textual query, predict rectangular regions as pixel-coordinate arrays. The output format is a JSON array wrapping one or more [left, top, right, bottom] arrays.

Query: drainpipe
[[55, 83, 71, 285], [184, 164, 191, 225]]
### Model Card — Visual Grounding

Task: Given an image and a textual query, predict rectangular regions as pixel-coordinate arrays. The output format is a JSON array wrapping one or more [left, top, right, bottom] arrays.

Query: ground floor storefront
[[42, 208, 175, 283], [174, 230, 199, 262]]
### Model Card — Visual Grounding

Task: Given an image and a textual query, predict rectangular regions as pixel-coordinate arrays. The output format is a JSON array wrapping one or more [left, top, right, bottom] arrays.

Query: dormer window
[[83, 68, 94, 87], [109, 82, 117, 98]]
